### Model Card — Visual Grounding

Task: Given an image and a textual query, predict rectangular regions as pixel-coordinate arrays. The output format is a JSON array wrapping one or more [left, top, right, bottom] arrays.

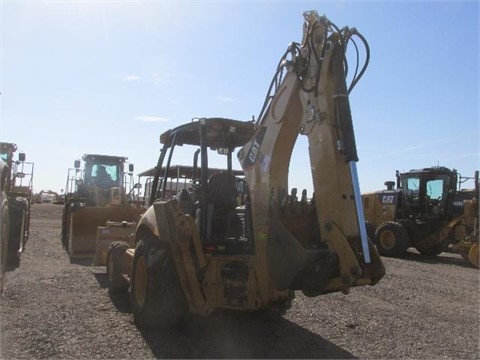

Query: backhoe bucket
[[68, 205, 143, 260], [93, 221, 137, 266]]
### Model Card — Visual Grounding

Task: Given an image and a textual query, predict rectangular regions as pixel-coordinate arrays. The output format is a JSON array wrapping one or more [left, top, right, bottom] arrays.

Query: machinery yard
[[1, 5, 478, 360], [1, 203, 478, 359]]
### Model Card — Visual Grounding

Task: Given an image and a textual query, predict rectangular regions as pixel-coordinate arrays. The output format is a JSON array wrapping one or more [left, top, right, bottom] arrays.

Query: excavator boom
[[238, 11, 384, 296]]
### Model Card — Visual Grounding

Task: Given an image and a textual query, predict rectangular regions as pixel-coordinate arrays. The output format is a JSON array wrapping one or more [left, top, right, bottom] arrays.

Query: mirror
[[18, 152, 26, 162], [74, 160, 81, 169], [16, 172, 25, 179], [129, 164, 134, 172]]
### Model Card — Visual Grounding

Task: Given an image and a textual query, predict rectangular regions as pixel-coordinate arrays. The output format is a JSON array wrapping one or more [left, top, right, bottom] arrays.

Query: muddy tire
[[130, 235, 188, 328], [1, 192, 9, 292], [7, 206, 25, 268], [107, 241, 130, 293], [374, 221, 410, 257], [61, 203, 70, 250]]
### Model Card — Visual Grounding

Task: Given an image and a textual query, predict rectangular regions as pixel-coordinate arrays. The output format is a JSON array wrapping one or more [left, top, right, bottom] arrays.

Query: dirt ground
[[1, 203, 479, 359]]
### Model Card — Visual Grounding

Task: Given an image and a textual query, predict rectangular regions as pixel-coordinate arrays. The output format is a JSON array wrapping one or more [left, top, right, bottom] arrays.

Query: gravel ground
[[1, 203, 479, 359]]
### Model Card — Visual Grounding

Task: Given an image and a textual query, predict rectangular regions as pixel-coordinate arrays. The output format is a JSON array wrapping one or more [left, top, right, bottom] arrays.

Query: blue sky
[[1, 1, 478, 194]]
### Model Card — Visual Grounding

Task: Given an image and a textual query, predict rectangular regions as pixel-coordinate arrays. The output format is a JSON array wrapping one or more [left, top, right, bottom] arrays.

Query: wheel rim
[[379, 230, 396, 250], [134, 255, 148, 307], [468, 243, 479, 268]]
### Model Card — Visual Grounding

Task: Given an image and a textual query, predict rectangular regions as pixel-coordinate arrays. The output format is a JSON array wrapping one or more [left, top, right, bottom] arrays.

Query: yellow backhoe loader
[[61, 154, 144, 264], [106, 11, 385, 328]]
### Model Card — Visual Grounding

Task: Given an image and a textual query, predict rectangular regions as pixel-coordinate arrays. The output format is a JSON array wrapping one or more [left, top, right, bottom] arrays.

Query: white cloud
[[151, 73, 167, 85], [134, 116, 170, 123], [123, 75, 141, 81], [216, 96, 235, 102]]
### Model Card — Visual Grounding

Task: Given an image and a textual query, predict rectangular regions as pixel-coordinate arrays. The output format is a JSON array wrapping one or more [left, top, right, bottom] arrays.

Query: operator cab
[[67, 154, 133, 206], [83, 155, 124, 188], [150, 117, 255, 254], [398, 167, 457, 221]]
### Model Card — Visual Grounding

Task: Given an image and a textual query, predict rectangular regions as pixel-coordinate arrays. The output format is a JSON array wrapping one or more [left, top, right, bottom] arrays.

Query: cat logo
[[381, 194, 395, 204], [241, 127, 267, 170]]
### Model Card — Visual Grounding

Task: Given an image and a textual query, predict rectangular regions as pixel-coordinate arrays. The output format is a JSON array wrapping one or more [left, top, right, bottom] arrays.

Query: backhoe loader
[[106, 11, 385, 328], [61, 154, 144, 264]]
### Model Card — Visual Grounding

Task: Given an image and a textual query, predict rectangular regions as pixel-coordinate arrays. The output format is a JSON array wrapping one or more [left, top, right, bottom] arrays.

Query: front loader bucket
[[92, 221, 136, 266], [68, 205, 143, 260]]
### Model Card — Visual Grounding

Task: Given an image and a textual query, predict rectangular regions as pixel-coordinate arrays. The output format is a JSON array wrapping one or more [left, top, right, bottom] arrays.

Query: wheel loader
[[106, 11, 385, 328], [362, 167, 479, 267], [0, 142, 34, 275], [61, 154, 144, 264]]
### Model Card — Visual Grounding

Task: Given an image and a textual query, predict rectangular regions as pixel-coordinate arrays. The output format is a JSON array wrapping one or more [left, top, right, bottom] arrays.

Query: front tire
[[107, 241, 130, 293], [7, 206, 25, 268], [130, 235, 188, 328], [374, 221, 410, 257], [1, 194, 9, 292], [61, 203, 70, 250]]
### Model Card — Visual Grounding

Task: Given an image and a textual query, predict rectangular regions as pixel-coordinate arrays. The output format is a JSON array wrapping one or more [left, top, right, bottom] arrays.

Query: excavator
[[106, 11, 385, 328]]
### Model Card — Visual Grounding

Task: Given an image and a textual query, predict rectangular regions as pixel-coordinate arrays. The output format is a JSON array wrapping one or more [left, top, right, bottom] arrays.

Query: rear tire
[[130, 235, 188, 328], [107, 241, 130, 293], [374, 221, 410, 257]]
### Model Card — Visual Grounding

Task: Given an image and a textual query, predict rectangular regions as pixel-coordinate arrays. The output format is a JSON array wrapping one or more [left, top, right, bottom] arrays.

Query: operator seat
[[208, 173, 238, 213], [206, 173, 242, 244]]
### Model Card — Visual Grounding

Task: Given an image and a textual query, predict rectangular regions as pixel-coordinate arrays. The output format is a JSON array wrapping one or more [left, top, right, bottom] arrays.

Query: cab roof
[[82, 154, 128, 162], [402, 166, 457, 176], [0, 142, 18, 153], [159, 118, 255, 149], [138, 165, 244, 179]]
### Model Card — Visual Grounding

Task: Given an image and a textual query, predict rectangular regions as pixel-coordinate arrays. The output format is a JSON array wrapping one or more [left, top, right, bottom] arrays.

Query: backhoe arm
[[238, 11, 384, 297]]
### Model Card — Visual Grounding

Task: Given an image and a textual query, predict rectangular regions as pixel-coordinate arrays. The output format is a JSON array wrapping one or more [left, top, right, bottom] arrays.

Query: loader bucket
[[68, 205, 143, 260], [92, 221, 137, 266]]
